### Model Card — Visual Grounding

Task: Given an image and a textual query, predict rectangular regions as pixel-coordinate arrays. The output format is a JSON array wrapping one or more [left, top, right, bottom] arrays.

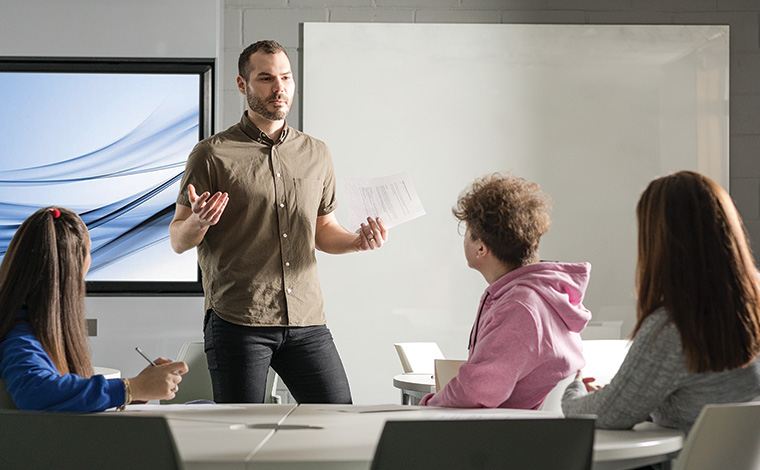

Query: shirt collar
[[240, 112, 289, 145]]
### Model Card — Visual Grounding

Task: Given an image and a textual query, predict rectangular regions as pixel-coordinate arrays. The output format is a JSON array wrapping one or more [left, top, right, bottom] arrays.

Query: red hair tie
[[49, 208, 61, 219]]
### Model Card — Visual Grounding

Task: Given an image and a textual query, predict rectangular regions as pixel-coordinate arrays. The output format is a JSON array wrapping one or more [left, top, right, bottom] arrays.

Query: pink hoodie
[[420, 262, 592, 409]]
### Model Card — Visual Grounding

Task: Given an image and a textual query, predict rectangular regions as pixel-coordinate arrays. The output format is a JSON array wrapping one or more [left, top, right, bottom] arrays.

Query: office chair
[[539, 373, 576, 413], [371, 417, 596, 470], [580, 320, 623, 340], [162, 341, 281, 404], [433, 358, 465, 391], [673, 401, 760, 470], [538, 340, 631, 414], [580, 339, 631, 386], [0, 410, 182, 470], [394, 342, 444, 374]]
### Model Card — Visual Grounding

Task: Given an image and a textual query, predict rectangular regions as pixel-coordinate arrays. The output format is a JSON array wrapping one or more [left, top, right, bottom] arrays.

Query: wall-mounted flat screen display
[[0, 58, 213, 294]]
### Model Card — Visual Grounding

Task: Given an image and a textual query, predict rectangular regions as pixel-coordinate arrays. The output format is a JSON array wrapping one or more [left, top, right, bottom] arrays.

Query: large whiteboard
[[303, 23, 728, 404]]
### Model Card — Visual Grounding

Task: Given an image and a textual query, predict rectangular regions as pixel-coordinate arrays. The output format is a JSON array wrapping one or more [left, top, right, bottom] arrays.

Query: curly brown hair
[[453, 173, 552, 267]]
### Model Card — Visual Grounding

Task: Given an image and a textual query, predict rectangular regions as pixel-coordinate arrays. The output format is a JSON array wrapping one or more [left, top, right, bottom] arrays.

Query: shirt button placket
[[273, 149, 293, 302]]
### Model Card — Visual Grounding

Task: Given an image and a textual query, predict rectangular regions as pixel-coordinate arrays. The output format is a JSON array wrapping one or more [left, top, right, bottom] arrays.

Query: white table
[[392, 373, 435, 405], [93, 366, 121, 379], [594, 422, 682, 470], [392, 373, 683, 469], [252, 405, 563, 470], [125, 403, 683, 470], [125, 403, 297, 469]]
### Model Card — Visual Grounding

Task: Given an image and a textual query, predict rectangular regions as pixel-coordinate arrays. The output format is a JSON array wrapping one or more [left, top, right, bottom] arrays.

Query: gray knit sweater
[[562, 309, 760, 433]]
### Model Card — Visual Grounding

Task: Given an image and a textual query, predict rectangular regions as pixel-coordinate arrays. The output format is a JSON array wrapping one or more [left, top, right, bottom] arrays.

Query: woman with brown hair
[[0, 207, 188, 411], [562, 171, 760, 433]]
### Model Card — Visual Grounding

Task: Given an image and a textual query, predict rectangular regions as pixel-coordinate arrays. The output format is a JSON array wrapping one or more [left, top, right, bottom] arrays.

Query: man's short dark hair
[[238, 40, 288, 80]]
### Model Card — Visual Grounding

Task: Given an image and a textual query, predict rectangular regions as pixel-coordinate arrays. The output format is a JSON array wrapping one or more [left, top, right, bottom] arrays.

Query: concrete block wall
[[223, 0, 760, 253]]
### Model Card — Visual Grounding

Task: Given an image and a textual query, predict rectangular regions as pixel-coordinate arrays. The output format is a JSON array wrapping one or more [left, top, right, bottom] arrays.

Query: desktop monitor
[[0, 58, 213, 294]]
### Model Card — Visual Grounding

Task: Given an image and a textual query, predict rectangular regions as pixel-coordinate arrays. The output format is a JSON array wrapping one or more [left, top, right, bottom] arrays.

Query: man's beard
[[247, 91, 291, 121]]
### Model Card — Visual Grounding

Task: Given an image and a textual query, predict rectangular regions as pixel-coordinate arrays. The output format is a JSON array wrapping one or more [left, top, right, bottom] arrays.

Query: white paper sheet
[[322, 405, 418, 413], [340, 172, 425, 232]]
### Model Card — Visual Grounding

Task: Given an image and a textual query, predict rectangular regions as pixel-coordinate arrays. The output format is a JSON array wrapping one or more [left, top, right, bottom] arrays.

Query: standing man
[[170, 40, 387, 404]]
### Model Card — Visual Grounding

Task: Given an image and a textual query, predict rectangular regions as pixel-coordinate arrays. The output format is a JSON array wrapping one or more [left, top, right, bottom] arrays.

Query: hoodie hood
[[487, 261, 592, 333]]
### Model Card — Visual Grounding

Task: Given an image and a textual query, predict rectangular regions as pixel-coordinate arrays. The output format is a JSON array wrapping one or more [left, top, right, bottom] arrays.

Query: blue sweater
[[0, 317, 125, 412]]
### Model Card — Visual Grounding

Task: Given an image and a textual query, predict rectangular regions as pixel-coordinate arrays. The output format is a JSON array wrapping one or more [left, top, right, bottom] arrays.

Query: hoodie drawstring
[[468, 291, 490, 350]]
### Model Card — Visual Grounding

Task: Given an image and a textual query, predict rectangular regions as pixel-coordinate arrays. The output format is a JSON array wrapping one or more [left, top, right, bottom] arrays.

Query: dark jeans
[[203, 310, 352, 404]]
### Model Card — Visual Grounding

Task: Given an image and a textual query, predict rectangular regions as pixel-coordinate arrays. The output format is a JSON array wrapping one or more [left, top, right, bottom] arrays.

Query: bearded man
[[170, 40, 387, 404]]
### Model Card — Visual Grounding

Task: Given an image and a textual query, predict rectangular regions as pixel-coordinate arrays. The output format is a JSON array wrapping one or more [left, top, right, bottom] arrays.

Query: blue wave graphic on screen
[[0, 110, 196, 184], [0, 74, 200, 278]]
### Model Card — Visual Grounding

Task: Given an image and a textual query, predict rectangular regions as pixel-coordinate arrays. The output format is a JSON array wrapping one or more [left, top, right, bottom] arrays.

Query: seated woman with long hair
[[562, 171, 760, 433], [0, 207, 188, 411]]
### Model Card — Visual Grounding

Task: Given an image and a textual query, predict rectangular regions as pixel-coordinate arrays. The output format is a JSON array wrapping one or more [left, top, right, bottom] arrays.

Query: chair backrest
[[264, 366, 281, 404], [434, 359, 465, 391], [162, 342, 213, 404], [580, 320, 623, 340], [580, 339, 631, 386], [539, 373, 576, 413], [371, 417, 595, 470], [0, 410, 182, 470], [162, 341, 281, 404], [674, 401, 760, 470], [394, 342, 444, 374]]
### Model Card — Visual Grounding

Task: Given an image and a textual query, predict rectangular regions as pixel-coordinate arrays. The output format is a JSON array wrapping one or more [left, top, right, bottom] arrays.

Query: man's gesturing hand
[[188, 184, 228, 226]]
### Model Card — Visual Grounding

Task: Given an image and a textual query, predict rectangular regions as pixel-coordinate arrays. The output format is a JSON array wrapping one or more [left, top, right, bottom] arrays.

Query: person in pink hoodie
[[420, 173, 592, 409]]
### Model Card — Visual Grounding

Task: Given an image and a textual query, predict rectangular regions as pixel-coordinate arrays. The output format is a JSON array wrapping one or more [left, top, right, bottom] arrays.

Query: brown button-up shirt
[[177, 113, 337, 326]]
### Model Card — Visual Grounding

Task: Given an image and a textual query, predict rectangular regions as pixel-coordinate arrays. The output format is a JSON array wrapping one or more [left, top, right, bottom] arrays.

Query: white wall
[[224, 0, 760, 403], [0, 0, 219, 379], [304, 23, 728, 404]]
